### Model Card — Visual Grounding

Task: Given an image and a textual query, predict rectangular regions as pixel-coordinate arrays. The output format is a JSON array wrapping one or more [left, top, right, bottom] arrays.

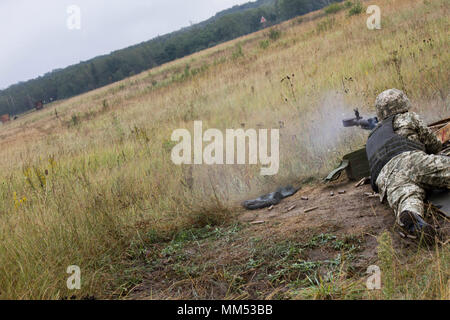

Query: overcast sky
[[0, 0, 250, 89]]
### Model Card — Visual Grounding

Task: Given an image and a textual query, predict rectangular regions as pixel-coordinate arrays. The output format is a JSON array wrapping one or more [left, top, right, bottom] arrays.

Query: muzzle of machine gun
[[342, 108, 378, 131]]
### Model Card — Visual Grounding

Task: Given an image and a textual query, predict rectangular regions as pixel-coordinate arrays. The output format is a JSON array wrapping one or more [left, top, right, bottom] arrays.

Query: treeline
[[0, 0, 338, 116]]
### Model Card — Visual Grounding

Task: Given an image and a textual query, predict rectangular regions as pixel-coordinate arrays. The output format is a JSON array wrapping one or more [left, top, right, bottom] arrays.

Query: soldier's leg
[[411, 153, 450, 189], [384, 152, 446, 242], [385, 152, 449, 221], [385, 175, 438, 243], [385, 176, 426, 223]]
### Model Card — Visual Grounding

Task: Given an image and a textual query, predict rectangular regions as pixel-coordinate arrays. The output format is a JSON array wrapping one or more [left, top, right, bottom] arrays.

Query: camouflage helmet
[[375, 89, 411, 120]]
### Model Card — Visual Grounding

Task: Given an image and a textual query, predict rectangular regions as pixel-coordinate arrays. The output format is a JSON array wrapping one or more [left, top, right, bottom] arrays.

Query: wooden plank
[[428, 117, 450, 128], [436, 123, 450, 144]]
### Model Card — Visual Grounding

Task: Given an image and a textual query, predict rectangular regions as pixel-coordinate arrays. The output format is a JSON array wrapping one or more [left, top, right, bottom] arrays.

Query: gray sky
[[0, 0, 250, 89]]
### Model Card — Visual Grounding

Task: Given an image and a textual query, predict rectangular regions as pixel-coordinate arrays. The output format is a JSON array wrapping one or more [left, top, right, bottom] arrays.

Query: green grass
[[348, 1, 364, 16], [324, 2, 344, 15]]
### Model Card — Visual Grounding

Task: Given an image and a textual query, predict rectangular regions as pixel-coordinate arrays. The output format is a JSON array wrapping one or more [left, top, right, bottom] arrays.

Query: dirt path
[[241, 181, 394, 236]]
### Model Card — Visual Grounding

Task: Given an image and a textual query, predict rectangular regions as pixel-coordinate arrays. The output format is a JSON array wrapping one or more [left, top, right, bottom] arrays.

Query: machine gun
[[324, 109, 379, 184], [342, 109, 378, 131]]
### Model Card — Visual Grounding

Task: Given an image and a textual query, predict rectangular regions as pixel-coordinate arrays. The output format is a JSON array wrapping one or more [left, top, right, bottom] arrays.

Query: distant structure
[[1, 114, 10, 124], [35, 100, 44, 110], [260, 16, 267, 27]]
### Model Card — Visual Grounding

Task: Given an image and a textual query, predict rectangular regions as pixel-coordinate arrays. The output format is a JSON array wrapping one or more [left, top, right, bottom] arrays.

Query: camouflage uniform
[[373, 99, 450, 223]]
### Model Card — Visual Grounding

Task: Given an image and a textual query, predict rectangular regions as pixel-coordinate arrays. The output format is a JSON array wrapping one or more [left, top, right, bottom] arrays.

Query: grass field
[[0, 0, 448, 299]]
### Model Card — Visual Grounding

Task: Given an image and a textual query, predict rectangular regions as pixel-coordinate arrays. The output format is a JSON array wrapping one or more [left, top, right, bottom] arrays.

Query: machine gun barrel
[[342, 109, 378, 131]]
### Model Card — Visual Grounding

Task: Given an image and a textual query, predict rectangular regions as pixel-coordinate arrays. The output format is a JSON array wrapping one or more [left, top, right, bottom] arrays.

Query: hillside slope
[[0, 0, 337, 116], [0, 0, 448, 299]]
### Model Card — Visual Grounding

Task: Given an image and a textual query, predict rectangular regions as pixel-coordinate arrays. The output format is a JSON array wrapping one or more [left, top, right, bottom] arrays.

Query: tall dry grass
[[0, 0, 448, 299]]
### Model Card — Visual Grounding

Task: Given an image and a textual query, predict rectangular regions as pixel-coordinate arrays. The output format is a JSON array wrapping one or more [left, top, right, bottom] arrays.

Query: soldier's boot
[[398, 210, 439, 245]]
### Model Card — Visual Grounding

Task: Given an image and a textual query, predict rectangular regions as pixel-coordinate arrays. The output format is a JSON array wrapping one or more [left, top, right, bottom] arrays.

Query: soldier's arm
[[412, 113, 442, 154]]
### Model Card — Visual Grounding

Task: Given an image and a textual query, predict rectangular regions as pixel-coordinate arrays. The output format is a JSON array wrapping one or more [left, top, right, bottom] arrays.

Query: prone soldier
[[366, 89, 450, 243]]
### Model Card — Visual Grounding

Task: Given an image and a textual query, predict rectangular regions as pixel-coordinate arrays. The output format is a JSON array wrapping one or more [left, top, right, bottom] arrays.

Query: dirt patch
[[129, 179, 449, 300]]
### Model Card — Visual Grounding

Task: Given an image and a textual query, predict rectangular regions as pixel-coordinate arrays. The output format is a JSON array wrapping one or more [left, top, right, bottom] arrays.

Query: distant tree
[[277, 0, 311, 20]]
